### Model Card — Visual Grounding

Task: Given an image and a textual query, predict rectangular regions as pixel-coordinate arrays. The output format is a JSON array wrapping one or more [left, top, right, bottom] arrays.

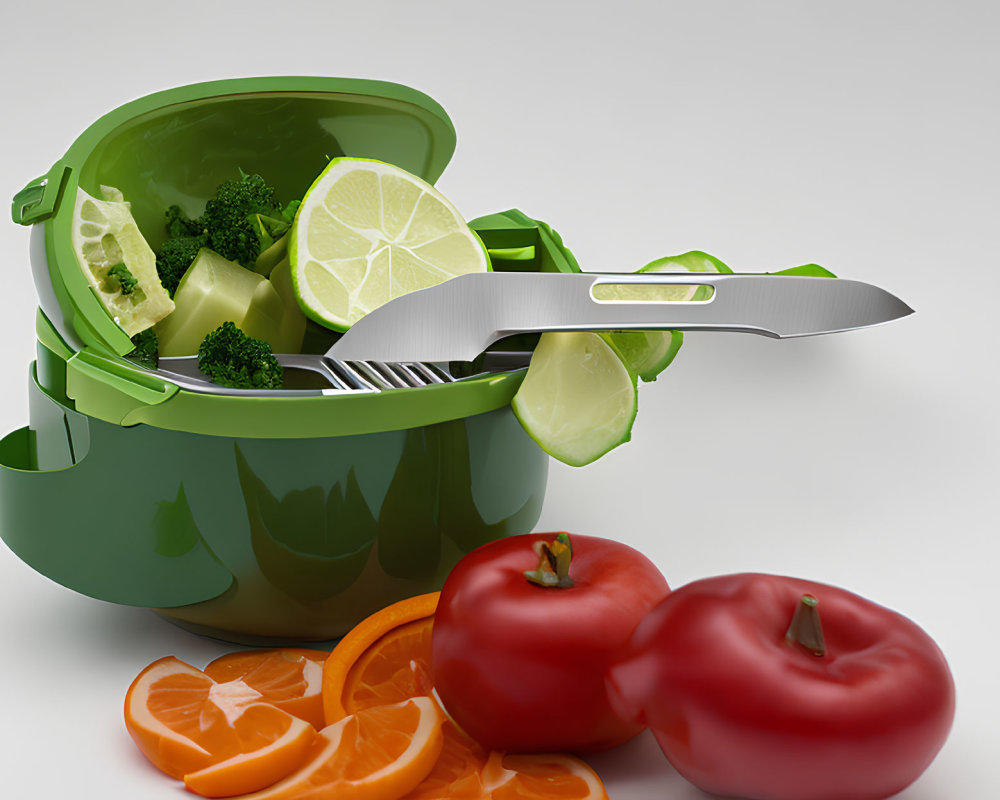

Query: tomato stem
[[785, 594, 826, 657], [524, 533, 575, 588]]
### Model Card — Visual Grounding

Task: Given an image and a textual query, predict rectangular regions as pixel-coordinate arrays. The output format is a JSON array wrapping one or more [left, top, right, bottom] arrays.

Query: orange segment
[[124, 656, 318, 796], [205, 649, 329, 729], [184, 709, 316, 797], [125, 656, 217, 779], [484, 753, 610, 800], [400, 723, 608, 800], [240, 696, 445, 800], [343, 617, 435, 712], [399, 721, 489, 800], [323, 592, 439, 722], [318, 594, 609, 800]]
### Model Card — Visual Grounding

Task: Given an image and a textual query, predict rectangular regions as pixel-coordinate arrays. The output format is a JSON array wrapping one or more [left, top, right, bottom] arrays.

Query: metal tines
[[155, 354, 459, 397]]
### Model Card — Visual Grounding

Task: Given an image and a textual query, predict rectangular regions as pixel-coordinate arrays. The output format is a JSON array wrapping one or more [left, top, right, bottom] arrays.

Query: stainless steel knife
[[325, 272, 914, 363]]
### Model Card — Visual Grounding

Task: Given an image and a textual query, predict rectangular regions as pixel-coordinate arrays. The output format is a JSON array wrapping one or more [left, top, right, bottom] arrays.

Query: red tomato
[[607, 573, 955, 800], [431, 532, 670, 753]]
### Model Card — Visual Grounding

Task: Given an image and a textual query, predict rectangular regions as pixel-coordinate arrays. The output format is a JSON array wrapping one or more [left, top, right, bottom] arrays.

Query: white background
[[1, 1, 997, 798]]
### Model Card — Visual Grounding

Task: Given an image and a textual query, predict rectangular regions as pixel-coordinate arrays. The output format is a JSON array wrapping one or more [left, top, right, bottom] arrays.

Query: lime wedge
[[606, 251, 733, 382], [71, 186, 174, 336], [511, 332, 638, 467], [289, 158, 489, 330]]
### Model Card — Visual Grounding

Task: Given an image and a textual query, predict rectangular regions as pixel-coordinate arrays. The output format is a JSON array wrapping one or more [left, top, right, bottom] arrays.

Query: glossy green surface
[[2, 82, 572, 643], [15, 82, 578, 438], [0, 374, 547, 642], [18, 77, 456, 359]]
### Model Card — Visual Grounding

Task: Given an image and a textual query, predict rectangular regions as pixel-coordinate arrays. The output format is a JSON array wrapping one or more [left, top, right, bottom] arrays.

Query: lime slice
[[606, 251, 732, 382], [512, 332, 637, 467], [609, 329, 684, 383], [71, 186, 174, 336], [290, 158, 489, 330]]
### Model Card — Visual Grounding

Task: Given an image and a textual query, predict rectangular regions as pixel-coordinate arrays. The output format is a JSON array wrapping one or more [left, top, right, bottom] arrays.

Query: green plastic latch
[[11, 164, 70, 225], [66, 347, 178, 425], [470, 209, 581, 274]]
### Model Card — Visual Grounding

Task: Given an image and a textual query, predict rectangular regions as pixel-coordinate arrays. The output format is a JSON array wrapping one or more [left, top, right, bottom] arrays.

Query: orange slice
[[240, 696, 445, 799], [124, 656, 316, 795], [399, 721, 489, 799], [205, 649, 329, 730], [320, 593, 609, 800], [323, 592, 439, 722], [483, 753, 610, 800], [400, 722, 608, 800]]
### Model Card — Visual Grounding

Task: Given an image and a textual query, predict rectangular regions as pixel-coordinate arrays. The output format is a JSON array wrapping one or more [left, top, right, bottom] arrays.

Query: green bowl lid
[[13, 77, 537, 438], [16, 76, 457, 357]]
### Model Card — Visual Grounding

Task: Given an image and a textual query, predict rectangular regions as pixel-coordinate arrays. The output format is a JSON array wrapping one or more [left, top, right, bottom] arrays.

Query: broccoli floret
[[125, 328, 159, 370], [165, 205, 205, 238], [154, 173, 297, 292], [198, 321, 283, 390], [155, 231, 209, 295], [201, 171, 299, 269], [107, 262, 138, 295]]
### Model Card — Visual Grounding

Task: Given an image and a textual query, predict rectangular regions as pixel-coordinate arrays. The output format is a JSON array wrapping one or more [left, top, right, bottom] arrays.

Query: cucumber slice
[[512, 332, 638, 467]]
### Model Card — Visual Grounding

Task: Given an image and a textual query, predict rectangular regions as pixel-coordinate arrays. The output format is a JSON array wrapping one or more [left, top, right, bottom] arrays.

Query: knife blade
[[326, 272, 914, 363]]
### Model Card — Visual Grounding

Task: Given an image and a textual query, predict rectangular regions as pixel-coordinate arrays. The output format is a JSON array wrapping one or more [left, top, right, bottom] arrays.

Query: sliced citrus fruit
[[323, 592, 439, 723], [239, 696, 445, 800], [319, 592, 611, 800], [182, 704, 316, 797], [605, 250, 732, 382], [72, 185, 175, 336], [289, 157, 489, 330], [772, 263, 837, 278], [124, 656, 316, 795], [401, 723, 610, 800], [605, 327, 683, 384], [399, 721, 489, 800], [511, 331, 638, 467], [204, 649, 329, 730], [483, 752, 610, 800]]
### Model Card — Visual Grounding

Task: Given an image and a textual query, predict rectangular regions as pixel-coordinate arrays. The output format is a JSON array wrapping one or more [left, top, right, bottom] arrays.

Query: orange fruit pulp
[[322, 592, 610, 800], [124, 656, 315, 796], [237, 696, 445, 800], [204, 648, 329, 730], [323, 591, 439, 722]]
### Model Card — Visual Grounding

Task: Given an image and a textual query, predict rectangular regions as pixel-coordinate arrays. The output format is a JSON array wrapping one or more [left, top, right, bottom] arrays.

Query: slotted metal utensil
[[152, 271, 913, 395]]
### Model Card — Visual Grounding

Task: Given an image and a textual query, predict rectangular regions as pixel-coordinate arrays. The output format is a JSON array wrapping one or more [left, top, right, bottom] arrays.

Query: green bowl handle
[[11, 164, 71, 226]]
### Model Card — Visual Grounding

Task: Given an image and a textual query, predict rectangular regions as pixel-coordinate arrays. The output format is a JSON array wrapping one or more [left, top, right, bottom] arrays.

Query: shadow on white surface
[[586, 730, 722, 799]]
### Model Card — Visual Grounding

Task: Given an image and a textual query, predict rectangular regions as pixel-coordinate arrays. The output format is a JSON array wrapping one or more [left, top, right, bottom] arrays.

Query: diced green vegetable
[[154, 171, 298, 294], [155, 249, 270, 357]]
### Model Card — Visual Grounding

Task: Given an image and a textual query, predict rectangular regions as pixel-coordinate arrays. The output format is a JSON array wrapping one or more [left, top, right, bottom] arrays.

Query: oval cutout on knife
[[590, 282, 714, 303]]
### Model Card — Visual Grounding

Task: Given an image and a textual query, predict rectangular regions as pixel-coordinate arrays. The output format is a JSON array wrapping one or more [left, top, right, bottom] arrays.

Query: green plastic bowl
[[0, 77, 580, 643]]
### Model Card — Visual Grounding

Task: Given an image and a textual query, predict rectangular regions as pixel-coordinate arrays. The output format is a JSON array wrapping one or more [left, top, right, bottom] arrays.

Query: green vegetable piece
[[107, 262, 138, 295], [124, 328, 159, 370], [197, 321, 283, 390], [201, 170, 287, 269], [165, 204, 205, 238], [155, 172, 297, 293], [771, 264, 838, 278], [155, 248, 272, 357]]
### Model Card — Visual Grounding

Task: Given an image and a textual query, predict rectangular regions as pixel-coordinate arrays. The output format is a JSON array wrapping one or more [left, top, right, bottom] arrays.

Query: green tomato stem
[[785, 594, 826, 657], [524, 533, 575, 588]]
